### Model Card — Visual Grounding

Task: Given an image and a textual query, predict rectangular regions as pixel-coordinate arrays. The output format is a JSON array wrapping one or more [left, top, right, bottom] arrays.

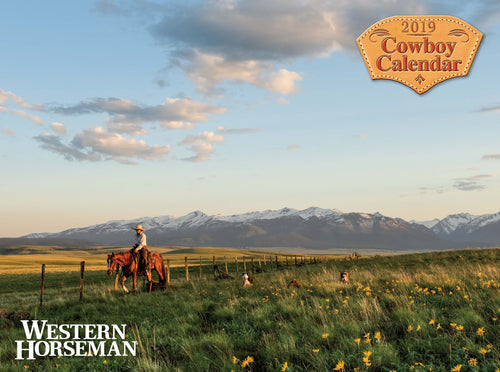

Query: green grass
[[0, 248, 499, 371]]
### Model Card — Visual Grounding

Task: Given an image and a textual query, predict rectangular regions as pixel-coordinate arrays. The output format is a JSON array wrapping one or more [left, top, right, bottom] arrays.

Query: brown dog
[[340, 271, 349, 283]]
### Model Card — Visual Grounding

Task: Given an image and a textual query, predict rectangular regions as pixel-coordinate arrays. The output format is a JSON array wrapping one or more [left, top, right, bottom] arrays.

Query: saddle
[[131, 247, 152, 275]]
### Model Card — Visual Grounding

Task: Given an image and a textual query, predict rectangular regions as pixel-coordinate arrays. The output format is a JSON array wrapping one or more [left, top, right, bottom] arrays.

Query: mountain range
[[15, 207, 500, 251]]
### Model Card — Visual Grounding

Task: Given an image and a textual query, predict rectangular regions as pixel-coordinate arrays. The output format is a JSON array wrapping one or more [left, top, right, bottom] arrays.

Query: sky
[[1, 0, 500, 237]]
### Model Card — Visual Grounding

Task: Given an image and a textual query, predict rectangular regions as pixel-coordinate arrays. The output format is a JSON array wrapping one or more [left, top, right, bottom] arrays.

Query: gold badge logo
[[357, 16, 483, 94]]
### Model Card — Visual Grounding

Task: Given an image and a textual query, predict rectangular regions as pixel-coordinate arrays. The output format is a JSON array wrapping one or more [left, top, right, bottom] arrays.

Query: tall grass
[[0, 248, 498, 371]]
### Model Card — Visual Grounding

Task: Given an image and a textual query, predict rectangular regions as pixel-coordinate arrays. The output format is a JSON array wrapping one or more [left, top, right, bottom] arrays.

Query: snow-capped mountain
[[430, 211, 500, 243], [21, 207, 459, 251]]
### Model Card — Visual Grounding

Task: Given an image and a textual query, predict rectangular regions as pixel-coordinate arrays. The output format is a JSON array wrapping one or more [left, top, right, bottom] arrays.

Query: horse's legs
[[146, 271, 153, 293], [132, 273, 137, 295], [121, 275, 130, 294]]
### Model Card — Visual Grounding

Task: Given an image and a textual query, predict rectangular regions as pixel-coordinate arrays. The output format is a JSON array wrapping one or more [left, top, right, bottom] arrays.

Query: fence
[[36, 254, 329, 307]]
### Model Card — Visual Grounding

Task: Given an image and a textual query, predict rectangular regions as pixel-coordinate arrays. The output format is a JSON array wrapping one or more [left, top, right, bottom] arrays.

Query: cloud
[[0, 88, 44, 125], [216, 126, 260, 134], [2, 128, 15, 136], [452, 174, 496, 191], [96, 0, 500, 96], [34, 127, 171, 164], [482, 153, 500, 160], [0, 89, 43, 111], [287, 144, 301, 150], [178, 50, 302, 96], [354, 134, 368, 139], [50, 122, 67, 135], [178, 131, 224, 162], [277, 98, 290, 105], [50, 97, 226, 134], [478, 104, 500, 113]]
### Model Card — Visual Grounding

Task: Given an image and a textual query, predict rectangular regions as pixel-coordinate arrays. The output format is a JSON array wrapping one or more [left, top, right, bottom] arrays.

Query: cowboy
[[131, 224, 149, 274]]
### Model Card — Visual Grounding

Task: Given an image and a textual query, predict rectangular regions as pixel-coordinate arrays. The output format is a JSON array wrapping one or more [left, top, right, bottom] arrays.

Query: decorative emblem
[[357, 16, 483, 94]]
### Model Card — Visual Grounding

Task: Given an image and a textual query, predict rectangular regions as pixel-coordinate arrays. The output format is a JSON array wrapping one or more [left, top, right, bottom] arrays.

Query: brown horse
[[107, 251, 167, 294]]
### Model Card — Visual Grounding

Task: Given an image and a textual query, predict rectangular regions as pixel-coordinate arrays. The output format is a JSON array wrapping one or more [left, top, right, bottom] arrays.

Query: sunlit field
[[0, 248, 498, 371]]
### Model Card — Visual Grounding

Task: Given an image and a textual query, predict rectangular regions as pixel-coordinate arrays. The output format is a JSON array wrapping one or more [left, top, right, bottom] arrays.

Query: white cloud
[[50, 122, 67, 135], [2, 128, 15, 136], [160, 121, 195, 130], [178, 131, 224, 162], [216, 126, 260, 134], [52, 96, 226, 134], [181, 50, 302, 96], [287, 144, 301, 150], [277, 97, 290, 105], [34, 127, 171, 164]]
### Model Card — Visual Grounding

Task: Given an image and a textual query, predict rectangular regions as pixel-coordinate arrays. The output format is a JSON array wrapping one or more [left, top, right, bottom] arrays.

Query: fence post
[[167, 259, 170, 284], [276, 256, 279, 269], [200, 256, 202, 279], [263, 255, 266, 266], [251, 257, 254, 274], [286, 255, 288, 267], [225, 256, 228, 273], [40, 264, 45, 308], [258, 257, 261, 268], [185, 256, 189, 281], [235, 257, 239, 273], [295, 255, 297, 266], [243, 256, 246, 272], [80, 261, 85, 301]]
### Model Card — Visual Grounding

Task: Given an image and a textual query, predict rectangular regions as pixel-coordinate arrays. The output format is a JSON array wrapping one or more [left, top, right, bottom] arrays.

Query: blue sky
[[1, 0, 500, 237]]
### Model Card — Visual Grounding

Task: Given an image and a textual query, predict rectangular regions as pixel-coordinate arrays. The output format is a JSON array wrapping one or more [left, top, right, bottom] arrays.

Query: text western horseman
[[357, 16, 483, 93], [16, 320, 137, 360]]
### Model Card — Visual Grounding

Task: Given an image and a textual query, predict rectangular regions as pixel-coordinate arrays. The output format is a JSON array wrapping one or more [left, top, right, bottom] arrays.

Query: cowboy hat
[[132, 224, 145, 231]]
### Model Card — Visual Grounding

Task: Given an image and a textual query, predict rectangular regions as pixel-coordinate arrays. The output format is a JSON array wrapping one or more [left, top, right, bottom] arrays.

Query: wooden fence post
[[225, 256, 228, 273], [200, 256, 202, 279], [235, 257, 239, 273], [258, 257, 261, 268], [243, 256, 246, 272], [251, 257, 254, 274], [167, 259, 170, 284], [276, 256, 279, 269], [40, 264, 45, 308], [286, 255, 288, 267], [80, 261, 85, 301], [185, 256, 189, 281], [263, 255, 266, 266], [295, 255, 297, 266]]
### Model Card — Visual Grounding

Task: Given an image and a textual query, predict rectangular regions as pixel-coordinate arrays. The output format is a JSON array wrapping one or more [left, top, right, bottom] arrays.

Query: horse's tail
[[159, 254, 168, 288]]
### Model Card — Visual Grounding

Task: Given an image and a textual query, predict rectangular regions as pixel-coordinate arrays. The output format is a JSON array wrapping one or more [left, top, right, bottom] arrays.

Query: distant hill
[[17, 207, 470, 252], [0, 237, 101, 254]]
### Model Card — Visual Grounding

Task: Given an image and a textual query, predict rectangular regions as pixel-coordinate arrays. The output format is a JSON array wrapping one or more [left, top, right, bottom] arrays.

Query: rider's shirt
[[134, 232, 147, 250]]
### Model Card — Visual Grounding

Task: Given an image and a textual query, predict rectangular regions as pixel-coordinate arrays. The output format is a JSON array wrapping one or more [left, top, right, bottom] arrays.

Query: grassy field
[[0, 248, 499, 371]]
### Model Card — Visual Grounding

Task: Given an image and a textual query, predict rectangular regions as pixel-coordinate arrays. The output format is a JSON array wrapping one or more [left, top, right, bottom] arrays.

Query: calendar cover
[[1, 1, 499, 371]]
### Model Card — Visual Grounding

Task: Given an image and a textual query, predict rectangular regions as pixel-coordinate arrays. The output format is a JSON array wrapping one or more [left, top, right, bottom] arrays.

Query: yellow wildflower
[[233, 356, 239, 364], [468, 358, 477, 366], [354, 338, 361, 344], [436, 323, 441, 330], [416, 325, 421, 331], [476, 327, 485, 336], [478, 348, 487, 354], [451, 365, 462, 372], [322, 333, 329, 339], [455, 325, 464, 331], [364, 333, 370, 338], [241, 356, 254, 368], [312, 349, 319, 353], [429, 319, 435, 325], [363, 351, 372, 357], [281, 361, 288, 371], [334, 360, 345, 371], [103, 360, 107, 365], [374, 331, 381, 340], [407, 325, 413, 332]]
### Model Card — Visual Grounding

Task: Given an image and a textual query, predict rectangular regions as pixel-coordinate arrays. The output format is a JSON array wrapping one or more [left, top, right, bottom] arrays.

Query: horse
[[107, 251, 167, 294]]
